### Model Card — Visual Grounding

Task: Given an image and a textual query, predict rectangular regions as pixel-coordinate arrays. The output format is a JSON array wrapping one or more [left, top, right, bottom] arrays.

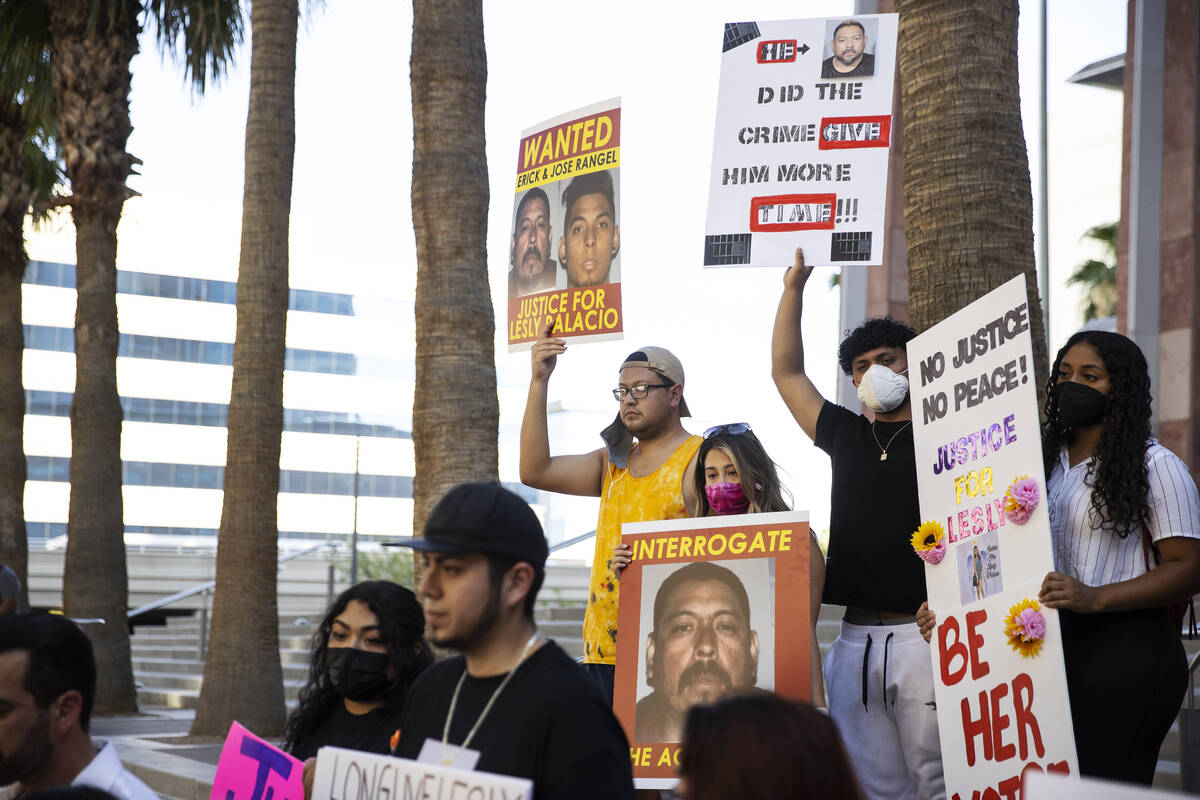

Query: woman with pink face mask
[[613, 423, 827, 705]]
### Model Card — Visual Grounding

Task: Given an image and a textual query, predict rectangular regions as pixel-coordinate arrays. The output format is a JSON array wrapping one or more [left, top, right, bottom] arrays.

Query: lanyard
[[442, 632, 541, 759]]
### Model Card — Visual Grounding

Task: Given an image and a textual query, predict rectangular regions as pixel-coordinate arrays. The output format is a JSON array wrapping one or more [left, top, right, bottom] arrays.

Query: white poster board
[[907, 276, 1078, 797], [1024, 770, 1192, 800], [312, 746, 533, 800], [704, 15, 897, 267]]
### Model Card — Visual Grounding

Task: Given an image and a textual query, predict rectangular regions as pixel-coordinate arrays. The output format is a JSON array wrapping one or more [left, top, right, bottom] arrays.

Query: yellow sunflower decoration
[[1003, 598, 1046, 658], [910, 520, 946, 565]]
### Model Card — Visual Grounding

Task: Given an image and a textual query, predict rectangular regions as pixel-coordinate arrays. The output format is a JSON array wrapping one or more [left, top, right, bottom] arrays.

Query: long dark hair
[[1041, 330, 1152, 536], [690, 428, 790, 517], [284, 581, 432, 752], [679, 694, 865, 800]]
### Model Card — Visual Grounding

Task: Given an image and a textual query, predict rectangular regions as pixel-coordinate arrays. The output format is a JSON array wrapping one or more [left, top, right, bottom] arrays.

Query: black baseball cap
[[385, 482, 549, 567]]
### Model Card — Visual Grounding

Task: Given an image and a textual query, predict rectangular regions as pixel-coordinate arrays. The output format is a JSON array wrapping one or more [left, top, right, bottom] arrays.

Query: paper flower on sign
[[910, 520, 946, 565], [1003, 475, 1040, 525], [1004, 598, 1046, 658]]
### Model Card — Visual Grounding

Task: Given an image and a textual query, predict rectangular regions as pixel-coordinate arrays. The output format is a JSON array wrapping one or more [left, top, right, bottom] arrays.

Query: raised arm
[[771, 248, 828, 441], [519, 320, 606, 496]]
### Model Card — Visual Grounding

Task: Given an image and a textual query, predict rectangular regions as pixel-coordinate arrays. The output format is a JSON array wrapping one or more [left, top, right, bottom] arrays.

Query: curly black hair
[[283, 580, 433, 753], [837, 317, 916, 375], [1041, 330, 1152, 537]]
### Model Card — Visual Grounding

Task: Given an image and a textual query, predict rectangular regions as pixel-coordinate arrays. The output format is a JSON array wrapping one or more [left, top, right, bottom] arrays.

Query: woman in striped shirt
[[1038, 330, 1200, 784]]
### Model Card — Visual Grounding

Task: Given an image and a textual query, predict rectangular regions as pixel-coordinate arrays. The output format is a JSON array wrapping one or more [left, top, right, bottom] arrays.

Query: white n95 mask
[[857, 364, 909, 412]]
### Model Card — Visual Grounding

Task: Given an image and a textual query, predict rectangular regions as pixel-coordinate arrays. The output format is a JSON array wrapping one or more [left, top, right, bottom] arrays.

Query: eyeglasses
[[612, 383, 672, 401], [703, 422, 752, 439]]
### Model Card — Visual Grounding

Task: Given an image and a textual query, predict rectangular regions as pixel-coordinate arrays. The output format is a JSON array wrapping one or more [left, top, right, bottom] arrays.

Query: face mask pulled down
[[857, 364, 910, 413]]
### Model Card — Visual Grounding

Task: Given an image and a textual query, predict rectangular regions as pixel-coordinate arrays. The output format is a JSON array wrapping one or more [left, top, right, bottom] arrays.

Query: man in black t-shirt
[[389, 483, 634, 800], [771, 249, 945, 800]]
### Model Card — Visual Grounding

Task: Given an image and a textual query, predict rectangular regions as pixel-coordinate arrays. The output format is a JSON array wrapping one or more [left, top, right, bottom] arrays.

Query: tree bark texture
[[410, 0, 498, 550], [897, 0, 1050, 397], [0, 111, 28, 604], [46, 0, 140, 714], [190, 0, 296, 737]]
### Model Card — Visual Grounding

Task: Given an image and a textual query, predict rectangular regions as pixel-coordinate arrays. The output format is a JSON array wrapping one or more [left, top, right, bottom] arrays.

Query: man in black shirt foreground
[[389, 482, 634, 800], [772, 249, 944, 800]]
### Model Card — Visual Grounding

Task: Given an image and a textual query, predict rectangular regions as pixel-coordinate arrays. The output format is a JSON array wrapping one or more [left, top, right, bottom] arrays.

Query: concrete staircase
[[127, 560, 592, 711]]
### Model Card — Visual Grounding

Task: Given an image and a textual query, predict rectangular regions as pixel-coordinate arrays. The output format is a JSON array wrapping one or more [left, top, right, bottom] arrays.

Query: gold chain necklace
[[871, 420, 912, 462]]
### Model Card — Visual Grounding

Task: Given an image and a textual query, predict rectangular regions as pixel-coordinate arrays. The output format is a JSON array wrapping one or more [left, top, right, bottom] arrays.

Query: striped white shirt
[[1048, 440, 1200, 587]]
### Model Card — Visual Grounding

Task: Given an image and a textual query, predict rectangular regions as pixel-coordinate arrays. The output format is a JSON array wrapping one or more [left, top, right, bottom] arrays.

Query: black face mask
[[326, 647, 391, 701], [1055, 381, 1108, 431]]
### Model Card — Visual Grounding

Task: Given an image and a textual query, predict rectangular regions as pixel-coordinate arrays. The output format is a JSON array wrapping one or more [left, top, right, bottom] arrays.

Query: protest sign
[[613, 511, 810, 789], [907, 275, 1077, 799], [704, 15, 898, 268], [210, 721, 304, 800], [311, 746, 532, 800], [507, 98, 623, 351], [1024, 770, 1191, 800]]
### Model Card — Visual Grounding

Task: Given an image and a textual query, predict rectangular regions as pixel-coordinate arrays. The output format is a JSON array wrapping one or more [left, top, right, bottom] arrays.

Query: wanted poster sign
[[907, 276, 1078, 798], [704, 15, 898, 267], [507, 99, 623, 351], [613, 511, 811, 789]]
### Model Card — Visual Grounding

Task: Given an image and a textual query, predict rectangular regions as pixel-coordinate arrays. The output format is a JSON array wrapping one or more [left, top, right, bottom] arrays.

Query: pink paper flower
[[911, 521, 946, 564], [1004, 475, 1041, 525], [1004, 599, 1046, 658], [917, 539, 946, 565], [1014, 607, 1046, 641]]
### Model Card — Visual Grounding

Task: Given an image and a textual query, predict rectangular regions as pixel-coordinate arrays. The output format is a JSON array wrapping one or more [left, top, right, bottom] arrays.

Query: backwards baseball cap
[[385, 482, 548, 568], [601, 346, 692, 469]]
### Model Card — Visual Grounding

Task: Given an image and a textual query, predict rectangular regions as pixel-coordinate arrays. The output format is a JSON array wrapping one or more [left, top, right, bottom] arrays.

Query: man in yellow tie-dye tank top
[[520, 323, 701, 701]]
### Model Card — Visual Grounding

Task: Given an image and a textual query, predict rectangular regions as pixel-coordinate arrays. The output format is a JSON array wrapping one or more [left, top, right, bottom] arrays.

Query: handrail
[[126, 540, 338, 619], [1189, 648, 1200, 711], [549, 530, 596, 554]]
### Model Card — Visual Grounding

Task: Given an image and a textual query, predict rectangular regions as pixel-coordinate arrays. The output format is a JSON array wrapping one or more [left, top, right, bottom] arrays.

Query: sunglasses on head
[[703, 422, 752, 439]]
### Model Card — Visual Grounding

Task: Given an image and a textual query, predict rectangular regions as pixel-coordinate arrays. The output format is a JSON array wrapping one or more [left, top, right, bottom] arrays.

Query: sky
[[23, 0, 1131, 556]]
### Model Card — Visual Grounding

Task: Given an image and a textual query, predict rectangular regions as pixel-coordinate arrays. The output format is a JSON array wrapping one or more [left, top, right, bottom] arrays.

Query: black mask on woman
[[1055, 382, 1108, 430], [326, 647, 391, 701]]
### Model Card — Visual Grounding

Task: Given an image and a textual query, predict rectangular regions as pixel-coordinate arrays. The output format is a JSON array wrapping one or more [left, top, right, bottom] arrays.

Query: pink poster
[[210, 721, 304, 800]]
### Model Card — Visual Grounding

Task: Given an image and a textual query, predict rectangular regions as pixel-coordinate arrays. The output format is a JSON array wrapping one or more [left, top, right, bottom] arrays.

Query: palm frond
[[1079, 222, 1118, 263], [22, 129, 66, 226], [144, 0, 245, 93], [1065, 259, 1114, 289], [0, 0, 54, 122]]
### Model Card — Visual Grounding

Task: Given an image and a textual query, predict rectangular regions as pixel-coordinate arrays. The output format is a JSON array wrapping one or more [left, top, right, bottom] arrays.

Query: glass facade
[[25, 455, 415, 497], [20, 262, 426, 544], [25, 390, 410, 439], [27, 260, 355, 316], [23, 325, 359, 376]]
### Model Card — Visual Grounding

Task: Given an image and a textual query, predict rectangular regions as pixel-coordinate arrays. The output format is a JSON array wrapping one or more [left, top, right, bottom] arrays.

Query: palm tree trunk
[[190, 0, 296, 737], [897, 0, 1050, 398], [0, 113, 28, 605], [411, 0, 498, 547], [46, 0, 140, 713]]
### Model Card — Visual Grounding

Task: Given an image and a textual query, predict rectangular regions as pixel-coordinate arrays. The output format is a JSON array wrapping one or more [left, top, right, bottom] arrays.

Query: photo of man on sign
[[559, 169, 621, 288], [635, 559, 769, 742], [508, 187, 560, 298], [820, 18, 876, 78]]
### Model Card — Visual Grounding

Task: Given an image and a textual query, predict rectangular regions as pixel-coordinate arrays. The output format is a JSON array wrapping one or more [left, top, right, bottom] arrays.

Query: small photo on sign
[[821, 17, 878, 79], [634, 558, 775, 743], [956, 532, 1003, 605]]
